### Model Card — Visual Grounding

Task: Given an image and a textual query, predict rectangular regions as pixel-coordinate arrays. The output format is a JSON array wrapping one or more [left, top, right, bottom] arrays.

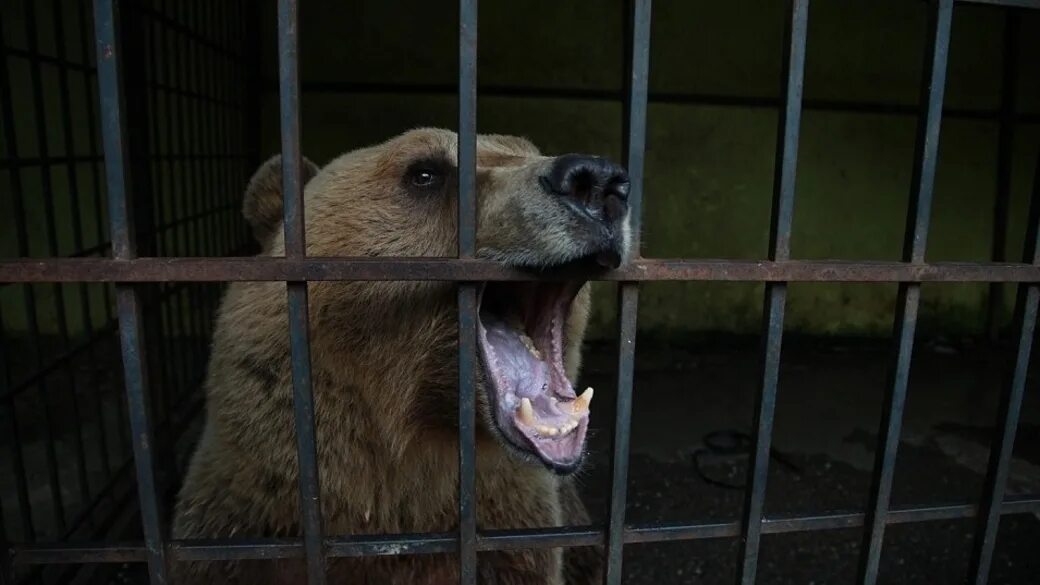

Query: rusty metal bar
[[736, 2, 807, 583], [856, 2, 952, 583], [95, 1, 170, 583], [11, 497, 1040, 565], [3, 258, 1040, 284], [968, 151, 1040, 584], [456, 0, 479, 582], [277, 1, 327, 584], [603, 1, 651, 583]]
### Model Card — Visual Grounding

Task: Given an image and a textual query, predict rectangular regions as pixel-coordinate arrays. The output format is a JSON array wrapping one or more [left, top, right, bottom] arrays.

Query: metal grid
[[1, 0, 255, 584], [0, 1, 1039, 585]]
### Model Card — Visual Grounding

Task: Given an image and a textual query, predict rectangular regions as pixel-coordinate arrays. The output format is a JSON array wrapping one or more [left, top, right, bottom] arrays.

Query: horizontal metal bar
[[279, 81, 1040, 123], [12, 498, 1040, 565], [3, 258, 1039, 283]]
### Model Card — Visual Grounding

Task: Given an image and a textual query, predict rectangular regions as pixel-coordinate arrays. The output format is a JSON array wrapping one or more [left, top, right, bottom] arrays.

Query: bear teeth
[[519, 333, 542, 360], [519, 398, 536, 426], [515, 389, 593, 438], [570, 387, 593, 414]]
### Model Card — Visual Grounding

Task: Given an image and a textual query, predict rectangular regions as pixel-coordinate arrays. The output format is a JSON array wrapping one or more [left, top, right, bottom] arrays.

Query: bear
[[171, 128, 632, 584]]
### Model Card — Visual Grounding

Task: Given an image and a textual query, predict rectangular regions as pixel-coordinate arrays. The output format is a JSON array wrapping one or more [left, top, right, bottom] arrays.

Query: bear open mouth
[[477, 279, 591, 473]]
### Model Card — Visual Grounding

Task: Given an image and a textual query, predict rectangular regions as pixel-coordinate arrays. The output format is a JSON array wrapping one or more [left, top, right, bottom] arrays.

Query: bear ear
[[242, 154, 321, 245]]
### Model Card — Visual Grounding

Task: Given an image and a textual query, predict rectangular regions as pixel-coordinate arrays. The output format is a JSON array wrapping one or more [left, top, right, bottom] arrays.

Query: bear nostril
[[545, 154, 629, 223]]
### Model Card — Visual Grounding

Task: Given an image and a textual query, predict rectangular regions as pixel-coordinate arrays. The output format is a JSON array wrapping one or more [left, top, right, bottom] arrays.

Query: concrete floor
[[575, 337, 1040, 584]]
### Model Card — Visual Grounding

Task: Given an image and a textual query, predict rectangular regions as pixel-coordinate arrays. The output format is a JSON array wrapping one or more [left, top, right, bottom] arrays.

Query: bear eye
[[403, 158, 450, 195], [412, 169, 438, 187]]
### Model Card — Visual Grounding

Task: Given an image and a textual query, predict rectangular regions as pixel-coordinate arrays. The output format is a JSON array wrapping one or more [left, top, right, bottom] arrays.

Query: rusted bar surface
[[603, 0, 652, 582], [737, 2, 807, 581], [94, 0, 169, 583], [12, 497, 1040, 565], [3, 258, 1039, 284], [277, 0, 328, 584], [968, 152, 1040, 584], [456, 0, 479, 581], [857, 2, 952, 583]]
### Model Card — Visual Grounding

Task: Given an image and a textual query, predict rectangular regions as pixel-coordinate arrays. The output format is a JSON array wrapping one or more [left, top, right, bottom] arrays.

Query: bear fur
[[171, 128, 629, 584]]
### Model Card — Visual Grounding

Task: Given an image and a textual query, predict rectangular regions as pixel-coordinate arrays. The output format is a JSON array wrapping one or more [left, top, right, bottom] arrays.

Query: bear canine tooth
[[571, 387, 594, 413], [518, 398, 535, 426]]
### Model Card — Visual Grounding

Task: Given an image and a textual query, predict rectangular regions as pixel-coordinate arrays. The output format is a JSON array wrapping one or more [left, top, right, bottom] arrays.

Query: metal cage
[[2, 0, 1040, 584]]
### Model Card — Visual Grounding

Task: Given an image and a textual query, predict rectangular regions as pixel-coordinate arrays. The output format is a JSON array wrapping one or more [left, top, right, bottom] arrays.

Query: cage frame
[[2, 0, 1040, 584]]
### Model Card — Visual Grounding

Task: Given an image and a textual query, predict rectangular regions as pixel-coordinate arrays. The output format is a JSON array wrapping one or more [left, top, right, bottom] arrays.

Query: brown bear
[[171, 128, 631, 584]]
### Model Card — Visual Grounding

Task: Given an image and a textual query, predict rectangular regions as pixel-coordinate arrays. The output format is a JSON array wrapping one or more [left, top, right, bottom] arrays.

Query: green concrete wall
[[257, 0, 1040, 339]]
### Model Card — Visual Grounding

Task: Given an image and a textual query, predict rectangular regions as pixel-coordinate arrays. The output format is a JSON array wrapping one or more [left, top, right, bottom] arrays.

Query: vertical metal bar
[[94, 0, 168, 583], [735, 2, 807, 584], [457, 1, 478, 583], [986, 11, 1020, 340], [856, 2, 952, 583], [80, 0, 124, 470], [602, 1, 650, 584], [457, 0, 478, 259], [0, 5, 68, 537], [59, 0, 113, 478], [968, 151, 1040, 585], [278, 2, 327, 584]]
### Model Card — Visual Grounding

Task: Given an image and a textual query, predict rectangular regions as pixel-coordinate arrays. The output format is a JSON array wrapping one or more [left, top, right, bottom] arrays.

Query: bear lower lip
[[476, 280, 588, 470]]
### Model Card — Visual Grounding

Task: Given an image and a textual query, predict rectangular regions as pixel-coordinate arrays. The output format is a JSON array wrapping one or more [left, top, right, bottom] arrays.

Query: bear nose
[[541, 154, 630, 224]]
